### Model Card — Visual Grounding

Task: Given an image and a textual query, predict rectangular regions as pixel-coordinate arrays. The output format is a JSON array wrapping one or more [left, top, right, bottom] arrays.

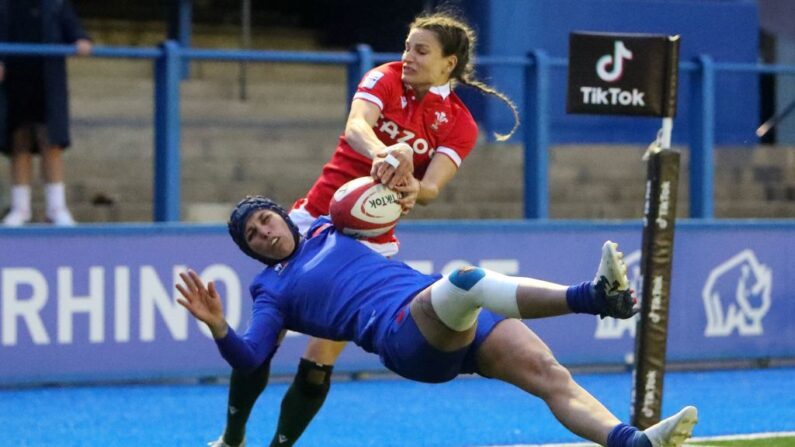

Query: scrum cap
[[228, 196, 301, 265]]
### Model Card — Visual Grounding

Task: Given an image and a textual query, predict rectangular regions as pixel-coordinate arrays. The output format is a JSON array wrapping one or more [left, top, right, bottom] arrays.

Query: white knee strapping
[[430, 267, 521, 331]]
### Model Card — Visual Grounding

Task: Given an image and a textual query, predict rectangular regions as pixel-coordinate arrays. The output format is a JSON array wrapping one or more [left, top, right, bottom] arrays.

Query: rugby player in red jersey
[[211, 11, 520, 447]]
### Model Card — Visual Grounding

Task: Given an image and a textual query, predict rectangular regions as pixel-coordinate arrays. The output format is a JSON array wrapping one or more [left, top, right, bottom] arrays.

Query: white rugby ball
[[329, 176, 402, 238]]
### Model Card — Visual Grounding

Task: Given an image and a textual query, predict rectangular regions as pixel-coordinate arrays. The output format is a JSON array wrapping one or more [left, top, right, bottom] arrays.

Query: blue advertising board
[[0, 220, 792, 384]]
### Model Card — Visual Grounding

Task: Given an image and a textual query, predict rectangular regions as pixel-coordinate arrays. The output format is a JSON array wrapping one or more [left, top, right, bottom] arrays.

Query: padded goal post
[[567, 32, 681, 428]]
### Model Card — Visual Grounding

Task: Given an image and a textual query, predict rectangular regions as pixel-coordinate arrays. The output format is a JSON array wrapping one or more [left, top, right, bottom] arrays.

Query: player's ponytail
[[410, 12, 520, 141]]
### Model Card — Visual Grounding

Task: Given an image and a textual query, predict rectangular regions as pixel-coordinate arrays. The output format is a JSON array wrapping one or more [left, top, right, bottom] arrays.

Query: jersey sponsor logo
[[361, 70, 385, 89], [431, 111, 448, 131], [400, 96, 407, 109], [377, 119, 431, 155], [703, 249, 772, 337], [595, 250, 641, 339]]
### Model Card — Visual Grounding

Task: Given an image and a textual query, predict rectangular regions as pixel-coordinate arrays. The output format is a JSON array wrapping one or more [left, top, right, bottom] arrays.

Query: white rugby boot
[[207, 436, 245, 447], [593, 240, 637, 319], [643, 406, 698, 447], [595, 240, 630, 292]]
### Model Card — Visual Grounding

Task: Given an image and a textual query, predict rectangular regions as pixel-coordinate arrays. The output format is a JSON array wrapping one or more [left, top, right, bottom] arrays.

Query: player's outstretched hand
[[371, 142, 414, 189], [176, 270, 228, 338]]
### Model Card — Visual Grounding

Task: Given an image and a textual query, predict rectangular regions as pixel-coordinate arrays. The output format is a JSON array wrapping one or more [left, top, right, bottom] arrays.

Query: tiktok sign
[[567, 32, 680, 117]]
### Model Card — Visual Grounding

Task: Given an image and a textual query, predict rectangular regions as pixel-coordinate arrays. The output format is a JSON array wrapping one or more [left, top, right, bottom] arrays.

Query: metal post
[[660, 117, 673, 149], [154, 40, 182, 222], [168, 0, 192, 79], [347, 44, 374, 109], [239, 0, 251, 101], [689, 55, 715, 218], [523, 50, 550, 219]]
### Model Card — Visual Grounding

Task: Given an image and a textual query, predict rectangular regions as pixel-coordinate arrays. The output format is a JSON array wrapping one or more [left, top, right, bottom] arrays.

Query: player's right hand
[[371, 142, 413, 189], [176, 270, 228, 338]]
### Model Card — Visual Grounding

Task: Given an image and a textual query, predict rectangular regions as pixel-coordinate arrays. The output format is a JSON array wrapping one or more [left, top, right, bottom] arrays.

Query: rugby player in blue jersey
[[177, 196, 698, 447]]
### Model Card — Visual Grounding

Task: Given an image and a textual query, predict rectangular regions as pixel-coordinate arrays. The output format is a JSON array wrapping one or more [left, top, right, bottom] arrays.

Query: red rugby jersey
[[300, 61, 478, 219]]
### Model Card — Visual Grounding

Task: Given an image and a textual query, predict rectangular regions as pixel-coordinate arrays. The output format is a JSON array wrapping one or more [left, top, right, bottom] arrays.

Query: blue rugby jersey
[[215, 217, 441, 372]]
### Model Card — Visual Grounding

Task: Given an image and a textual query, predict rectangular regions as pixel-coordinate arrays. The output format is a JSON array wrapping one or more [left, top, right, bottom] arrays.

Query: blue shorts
[[379, 305, 506, 383]]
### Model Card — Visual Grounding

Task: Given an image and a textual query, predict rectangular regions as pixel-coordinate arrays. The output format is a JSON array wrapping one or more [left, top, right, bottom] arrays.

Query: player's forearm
[[416, 180, 440, 205], [214, 326, 270, 373], [345, 118, 386, 159]]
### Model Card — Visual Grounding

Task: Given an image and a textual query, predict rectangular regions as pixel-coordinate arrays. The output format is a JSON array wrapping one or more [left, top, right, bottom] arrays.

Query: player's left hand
[[393, 176, 420, 215], [371, 143, 413, 189]]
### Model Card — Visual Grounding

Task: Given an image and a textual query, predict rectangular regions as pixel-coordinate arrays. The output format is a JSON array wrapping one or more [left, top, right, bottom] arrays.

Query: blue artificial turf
[[1, 367, 793, 446]]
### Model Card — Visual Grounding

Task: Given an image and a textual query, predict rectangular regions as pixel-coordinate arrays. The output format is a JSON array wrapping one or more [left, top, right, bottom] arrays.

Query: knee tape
[[430, 267, 521, 331]]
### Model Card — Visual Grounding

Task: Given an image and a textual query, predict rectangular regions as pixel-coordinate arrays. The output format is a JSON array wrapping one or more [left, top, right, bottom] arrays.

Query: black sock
[[269, 358, 333, 447], [222, 360, 271, 446]]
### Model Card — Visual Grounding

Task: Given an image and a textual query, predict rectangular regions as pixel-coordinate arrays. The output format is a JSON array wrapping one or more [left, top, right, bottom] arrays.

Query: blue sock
[[607, 423, 651, 447], [565, 281, 604, 315]]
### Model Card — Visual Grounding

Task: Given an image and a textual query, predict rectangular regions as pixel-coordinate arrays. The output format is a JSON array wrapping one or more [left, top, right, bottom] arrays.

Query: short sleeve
[[352, 64, 399, 111], [434, 110, 478, 168]]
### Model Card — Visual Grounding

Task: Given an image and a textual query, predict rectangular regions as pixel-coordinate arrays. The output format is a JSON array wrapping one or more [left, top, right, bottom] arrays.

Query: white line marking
[[481, 431, 795, 447]]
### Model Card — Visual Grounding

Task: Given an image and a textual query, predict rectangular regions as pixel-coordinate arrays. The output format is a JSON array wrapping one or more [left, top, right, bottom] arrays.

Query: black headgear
[[228, 196, 301, 266]]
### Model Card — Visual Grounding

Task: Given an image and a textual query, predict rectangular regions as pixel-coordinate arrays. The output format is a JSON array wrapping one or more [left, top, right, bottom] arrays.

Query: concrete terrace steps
[[2, 25, 795, 223]]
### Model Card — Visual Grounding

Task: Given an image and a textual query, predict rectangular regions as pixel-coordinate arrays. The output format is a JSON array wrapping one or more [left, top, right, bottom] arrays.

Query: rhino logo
[[595, 249, 642, 339], [703, 249, 772, 337]]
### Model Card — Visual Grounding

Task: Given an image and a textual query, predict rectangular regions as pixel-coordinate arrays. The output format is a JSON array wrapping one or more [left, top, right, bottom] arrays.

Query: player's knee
[[448, 267, 521, 318], [448, 266, 486, 291], [534, 353, 573, 396], [295, 358, 333, 396], [430, 267, 486, 331], [304, 338, 345, 364]]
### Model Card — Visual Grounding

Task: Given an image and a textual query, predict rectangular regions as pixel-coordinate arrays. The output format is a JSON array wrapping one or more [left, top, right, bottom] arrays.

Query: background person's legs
[[2, 127, 34, 226], [37, 125, 74, 226]]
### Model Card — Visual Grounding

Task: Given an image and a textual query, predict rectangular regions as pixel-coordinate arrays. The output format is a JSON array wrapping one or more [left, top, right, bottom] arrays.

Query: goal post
[[567, 31, 681, 428]]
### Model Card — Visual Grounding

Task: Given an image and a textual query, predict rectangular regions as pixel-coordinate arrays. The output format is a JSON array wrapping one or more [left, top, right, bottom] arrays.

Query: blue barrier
[[1, 41, 792, 221]]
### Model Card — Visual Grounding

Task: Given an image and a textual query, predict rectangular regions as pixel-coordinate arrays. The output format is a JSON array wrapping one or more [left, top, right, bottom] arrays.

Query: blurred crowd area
[[1, 1, 793, 224]]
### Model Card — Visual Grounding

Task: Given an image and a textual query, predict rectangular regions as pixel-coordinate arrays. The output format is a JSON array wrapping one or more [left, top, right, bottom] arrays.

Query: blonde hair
[[410, 12, 520, 141]]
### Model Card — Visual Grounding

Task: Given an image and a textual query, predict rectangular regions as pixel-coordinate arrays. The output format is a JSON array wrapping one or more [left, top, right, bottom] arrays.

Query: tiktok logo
[[596, 40, 633, 82]]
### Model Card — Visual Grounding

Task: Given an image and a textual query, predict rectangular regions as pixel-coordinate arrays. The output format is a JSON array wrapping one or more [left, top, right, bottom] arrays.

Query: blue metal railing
[[1, 41, 787, 221]]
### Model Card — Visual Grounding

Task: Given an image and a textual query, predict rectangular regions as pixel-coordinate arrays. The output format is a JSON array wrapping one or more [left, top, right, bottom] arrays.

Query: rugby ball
[[329, 176, 402, 238]]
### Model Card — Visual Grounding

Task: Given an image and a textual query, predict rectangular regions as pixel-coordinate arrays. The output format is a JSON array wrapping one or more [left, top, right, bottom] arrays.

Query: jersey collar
[[429, 82, 452, 100], [405, 82, 452, 101]]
